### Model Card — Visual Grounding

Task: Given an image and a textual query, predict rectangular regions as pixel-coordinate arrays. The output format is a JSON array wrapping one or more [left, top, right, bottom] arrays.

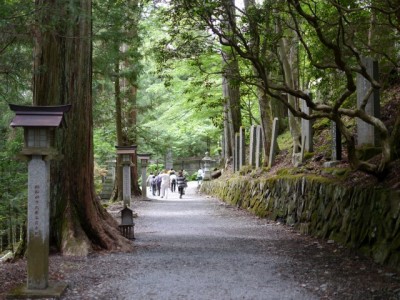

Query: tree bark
[[221, 0, 242, 162], [221, 66, 242, 162], [243, 0, 273, 166], [114, 59, 123, 201], [276, 16, 302, 157], [33, 0, 133, 254]]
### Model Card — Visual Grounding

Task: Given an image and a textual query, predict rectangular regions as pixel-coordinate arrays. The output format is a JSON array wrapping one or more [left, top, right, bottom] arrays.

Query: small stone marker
[[255, 125, 263, 168], [234, 133, 240, 172], [301, 96, 313, 152], [249, 125, 257, 167], [239, 127, 246, 169], [324, 121, 342, 167], [331, 121, 342, 161], [100, 158, 116, 200], [138, 154, 151, 199], [268, 118, 279, 168], [356, 57, 380, 146], [300, 134, 306, 163]]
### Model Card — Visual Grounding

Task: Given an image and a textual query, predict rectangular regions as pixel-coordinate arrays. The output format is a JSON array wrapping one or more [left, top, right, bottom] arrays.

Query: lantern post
[[7, 104, 71, 298], [202, 152, 212, 181], [115, 145, 137, 207]]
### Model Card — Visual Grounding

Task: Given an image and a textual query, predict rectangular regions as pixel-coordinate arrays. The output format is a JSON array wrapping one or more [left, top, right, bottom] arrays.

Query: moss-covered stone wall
[[201, 175, 400, 270]]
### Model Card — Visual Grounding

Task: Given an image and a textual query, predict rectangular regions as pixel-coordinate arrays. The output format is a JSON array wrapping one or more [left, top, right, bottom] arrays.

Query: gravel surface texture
[[1, 181, 400, 299]]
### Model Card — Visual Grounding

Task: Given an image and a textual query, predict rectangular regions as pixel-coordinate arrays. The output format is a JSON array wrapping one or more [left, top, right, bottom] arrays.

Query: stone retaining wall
[[201, 175, 400, 270]]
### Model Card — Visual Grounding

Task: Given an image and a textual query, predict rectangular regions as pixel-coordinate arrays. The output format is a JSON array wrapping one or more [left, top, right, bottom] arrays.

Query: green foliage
[[147, 163, 165, 174], [93, 128, 116, 167], [0, 0, 35, 253], [135, 6, 223, 159], [277, 131, 293, 151], [0, 131, 28, 252], [189, 172, 198, 181]]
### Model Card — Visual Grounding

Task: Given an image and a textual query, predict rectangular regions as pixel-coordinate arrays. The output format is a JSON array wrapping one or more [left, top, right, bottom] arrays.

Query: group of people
[[146, 169, 188, 199]]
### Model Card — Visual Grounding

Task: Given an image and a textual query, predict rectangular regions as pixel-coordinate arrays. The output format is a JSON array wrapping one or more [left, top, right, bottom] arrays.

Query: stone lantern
[[119, 206, 135, 239], [7, 104, 71, 298], [137, 153, 151, 199], [202, 152, 212, 181], [115, 145, 137, 207]]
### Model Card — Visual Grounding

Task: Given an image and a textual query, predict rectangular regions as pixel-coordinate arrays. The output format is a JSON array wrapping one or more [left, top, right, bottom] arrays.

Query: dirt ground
[[1, 182, 400, 299]]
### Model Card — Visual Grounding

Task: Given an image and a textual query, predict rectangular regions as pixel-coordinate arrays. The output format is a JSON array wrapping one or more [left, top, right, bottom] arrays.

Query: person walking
[[147, 172, 154, 192], [170, 171, 177, 192], [155, 173, 162, 196], [196, 168, 204, 186], [176, 171, 187, 199], [150, 174, 157, 196], [160, 170, 171, 199]]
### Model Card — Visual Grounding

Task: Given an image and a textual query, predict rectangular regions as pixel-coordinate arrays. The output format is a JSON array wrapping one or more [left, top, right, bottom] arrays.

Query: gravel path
[[1, 181, 400, 299]]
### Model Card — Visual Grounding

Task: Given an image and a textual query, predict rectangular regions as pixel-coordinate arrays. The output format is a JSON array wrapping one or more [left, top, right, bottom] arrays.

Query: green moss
[[332, 168, 350, 177], [277, 130, 293, 151], [239, 165, 254, 175], [276, 168, 295, 176], [303, 152, 314, 160], [202, 172, 400, 271], [313, 117, 331, 130]]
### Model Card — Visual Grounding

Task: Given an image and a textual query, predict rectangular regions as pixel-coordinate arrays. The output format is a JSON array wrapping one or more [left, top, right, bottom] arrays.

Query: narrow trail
[[1, 181, 399, 299]]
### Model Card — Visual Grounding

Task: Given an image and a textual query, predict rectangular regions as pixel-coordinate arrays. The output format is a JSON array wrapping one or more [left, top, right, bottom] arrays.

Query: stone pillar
[[27, 155, 50, 289], [332, 121, 342, 161], [202, 152, 212, 180], [141, 165, 147, 198], [255, 125, 263, 168], [357, 57, 380, 146], [138, 154, 151, 199], [249, 125, 257, 167], [116, 146, 136, 207], [122, 159, 131, 207], [239, 127, 246, 169], [234, 133, 240, 172], [100, 158, 116, 200], [268, 118, 279, 168], [301, 96, 313, 152]]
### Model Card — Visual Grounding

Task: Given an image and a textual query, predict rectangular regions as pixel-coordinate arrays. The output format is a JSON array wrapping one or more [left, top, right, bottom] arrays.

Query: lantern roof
[[137, 153, 151, 160], [115, 145, 137, 154], [9, 104, 71, 128]]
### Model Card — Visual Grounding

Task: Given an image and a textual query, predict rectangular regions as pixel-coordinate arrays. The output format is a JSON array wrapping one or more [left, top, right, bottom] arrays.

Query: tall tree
[[275, 9, 301, 160], [222, 49, 242, 161], [94, 0, 142, 201], [33, 0, 132, 254]]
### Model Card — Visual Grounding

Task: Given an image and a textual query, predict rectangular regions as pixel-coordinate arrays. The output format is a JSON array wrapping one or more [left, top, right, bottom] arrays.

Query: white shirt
[[160, 173, 170, 187], [170, 174, 177, 182]]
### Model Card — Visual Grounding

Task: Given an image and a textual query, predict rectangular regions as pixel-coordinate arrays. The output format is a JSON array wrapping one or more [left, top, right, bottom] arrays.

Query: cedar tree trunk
[[33, 0, 133, 255]]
